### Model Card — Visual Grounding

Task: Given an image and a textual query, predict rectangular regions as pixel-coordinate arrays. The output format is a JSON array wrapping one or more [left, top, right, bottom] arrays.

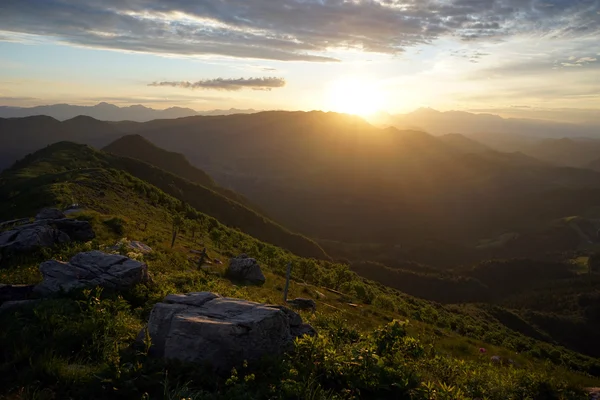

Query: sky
[[0, 0, 599, 120]]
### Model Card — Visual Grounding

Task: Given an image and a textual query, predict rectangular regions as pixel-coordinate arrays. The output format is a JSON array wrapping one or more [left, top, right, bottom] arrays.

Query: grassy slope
[[1, 142, 327, 260], [0, 144, 599, 398], [103, 134, 256, 210]]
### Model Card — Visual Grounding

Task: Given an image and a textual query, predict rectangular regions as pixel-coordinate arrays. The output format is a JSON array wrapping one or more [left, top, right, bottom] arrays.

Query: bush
[[103, 217, 126, 235]]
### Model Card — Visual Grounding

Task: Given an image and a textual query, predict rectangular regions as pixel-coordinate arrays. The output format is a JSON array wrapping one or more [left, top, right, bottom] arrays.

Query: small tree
[[171, 213, 185, 248], [209, 228, 223, 249]]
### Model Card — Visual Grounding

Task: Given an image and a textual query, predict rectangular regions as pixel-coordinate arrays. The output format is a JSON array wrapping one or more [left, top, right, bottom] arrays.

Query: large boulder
[[0, 224, 70, 254], [0, 210, 95, 262], [226, 255, 265, 285], [35, 208, 66, 220], [143, 292, 316, 372], [34, 251, 149, 296]]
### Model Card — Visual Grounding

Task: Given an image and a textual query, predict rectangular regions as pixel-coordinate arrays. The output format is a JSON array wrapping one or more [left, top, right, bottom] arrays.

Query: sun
[[326, 77, 385, 116]]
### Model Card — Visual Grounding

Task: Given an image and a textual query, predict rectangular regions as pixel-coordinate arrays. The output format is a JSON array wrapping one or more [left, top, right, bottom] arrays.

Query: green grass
[[1, 142, 600, 398]]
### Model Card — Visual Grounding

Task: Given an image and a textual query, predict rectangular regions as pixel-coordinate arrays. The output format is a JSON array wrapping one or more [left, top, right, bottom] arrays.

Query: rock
[[142, 292, 316, 372], [0, 300, 39, 314], [110, 239, 152, 254], [34, 251, 149, 296], [35, 208, 66, 220], [226, 256, 265, 285], [51, 219, 95, 242], [0, 224, 70, 254], [0, 210, 95, 262], [0, 283, 35, 303], [287, 298, 317, 312]]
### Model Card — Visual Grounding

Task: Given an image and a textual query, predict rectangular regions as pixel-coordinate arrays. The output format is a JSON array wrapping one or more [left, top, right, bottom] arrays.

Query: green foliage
[[1, 140, 600, 398], [103, 217, 126, 235]]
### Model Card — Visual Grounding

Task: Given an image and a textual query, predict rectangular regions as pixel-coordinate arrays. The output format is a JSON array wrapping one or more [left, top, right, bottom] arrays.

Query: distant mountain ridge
[[103, 135, 258, 210], [372, 107, 600, 139], [0, 102, 257, 122]]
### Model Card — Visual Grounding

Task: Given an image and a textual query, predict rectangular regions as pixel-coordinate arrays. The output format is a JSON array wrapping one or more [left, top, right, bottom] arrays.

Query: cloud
[[0, 96, 38, 101], [0, 0, 598, 61], [84, 96, 230, 103], [561, 55, 597, 67], [148, 77, 286, 91]]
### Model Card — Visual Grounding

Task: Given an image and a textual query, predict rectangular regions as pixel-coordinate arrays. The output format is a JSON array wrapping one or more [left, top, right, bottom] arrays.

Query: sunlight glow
[[326, 77, 386, 116]]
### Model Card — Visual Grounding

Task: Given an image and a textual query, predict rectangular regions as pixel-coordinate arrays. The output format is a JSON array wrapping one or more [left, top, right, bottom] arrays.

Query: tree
[[209, 228, 223, 249], [171, 213, 185, 248]]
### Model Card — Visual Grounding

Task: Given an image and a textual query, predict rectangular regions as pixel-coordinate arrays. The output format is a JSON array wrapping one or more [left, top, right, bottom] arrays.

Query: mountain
[[5, 111, 600, 266], [2, 141, 599, 398], [0, 115, 124, 169], [438, 133, 490, 154], [99, 110, 600, 267], [2, 142, 326, 259], [521, 138, 600, 168], [0, 102, 258, 122], [373, 108, 600, 139], [103, 134, 259, 211]]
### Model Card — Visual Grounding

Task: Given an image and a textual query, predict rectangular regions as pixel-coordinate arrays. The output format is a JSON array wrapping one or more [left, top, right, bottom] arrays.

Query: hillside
[[111, 111, 600, 265], [0, 115, 123, 169], [5, 111, 600, 267], [103, 134, 216, 187], [1, 143, 599, 398], [1, 142, 326, 260], [103, 135, 255, 209], [438, 133, 490, 154]]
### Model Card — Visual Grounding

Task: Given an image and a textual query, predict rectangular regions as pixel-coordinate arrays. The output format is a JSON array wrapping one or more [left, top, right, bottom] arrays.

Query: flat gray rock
[[34, 250, 149, 295], [143, 292, 316, 372]]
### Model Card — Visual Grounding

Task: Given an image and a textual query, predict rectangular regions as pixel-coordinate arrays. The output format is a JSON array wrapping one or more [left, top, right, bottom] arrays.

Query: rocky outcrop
[[0, 210, 95, 263], [226, 255, 265, 285], [35, 208, 66, 220], [34, 251, 149, 296], [0, 283, 35, 303], [108, 239, 153, 254], [287, 298, 317, 312], [142, 292, 316, 372]]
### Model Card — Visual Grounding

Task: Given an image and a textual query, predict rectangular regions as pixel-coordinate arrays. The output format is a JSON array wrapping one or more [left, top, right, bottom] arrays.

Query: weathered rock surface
[[287, 298, 317, 311], [34, 251, 149, 295], [0, 210, 95, 262], [35, 208, 66, 220], [109, 239, 153, 254], [0, 283, 35, 303], [143, 292, 316, 372], [0, 300, 39, 314], [226, 255, 265, 285]]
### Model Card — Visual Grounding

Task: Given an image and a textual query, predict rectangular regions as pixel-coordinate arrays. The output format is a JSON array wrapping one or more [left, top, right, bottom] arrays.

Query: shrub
[[103, 217, 126, 235]]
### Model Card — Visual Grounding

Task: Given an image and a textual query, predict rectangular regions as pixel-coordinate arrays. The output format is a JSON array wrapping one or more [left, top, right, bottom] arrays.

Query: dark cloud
[[0, 1, 598, 61], [148, 77, 286, 91]]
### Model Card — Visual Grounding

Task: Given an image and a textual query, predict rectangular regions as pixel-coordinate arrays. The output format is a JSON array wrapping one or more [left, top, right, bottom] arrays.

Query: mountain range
[[372, 107, 600, 139], [5, 111, 600, 268], [0, 102, 257, 122], [3, 131, 600, 397]]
